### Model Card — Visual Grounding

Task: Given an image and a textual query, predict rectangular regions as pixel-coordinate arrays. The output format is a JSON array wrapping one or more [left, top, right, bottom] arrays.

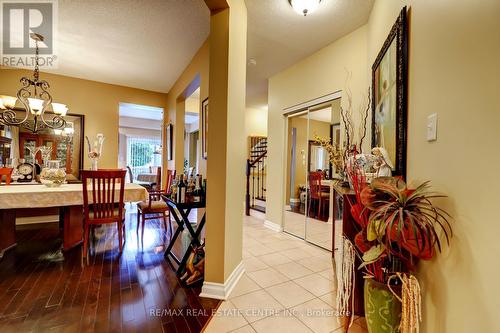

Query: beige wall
[[0, 68, 167, 169], [267, 24, 368, 227], [268, 0, 500, 331], [204, 0, 247, 284], [368, 1, 500, 332], [245, 107, 268, 138], [185, 95, 200, 114], [164, 40, 209, 178]]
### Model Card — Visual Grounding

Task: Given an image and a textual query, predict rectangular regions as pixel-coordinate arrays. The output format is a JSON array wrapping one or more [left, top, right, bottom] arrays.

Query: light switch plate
[[427, 113, 438, 141]]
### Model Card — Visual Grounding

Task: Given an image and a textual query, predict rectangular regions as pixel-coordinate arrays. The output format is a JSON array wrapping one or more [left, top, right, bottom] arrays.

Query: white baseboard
[[249, 209, 265, 220], [199, 261, 245, 300], [264, 220, 283, 232]]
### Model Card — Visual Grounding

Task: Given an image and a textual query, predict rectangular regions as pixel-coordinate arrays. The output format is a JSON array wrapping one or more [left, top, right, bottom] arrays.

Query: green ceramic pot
[[364, 279, 402, 333]]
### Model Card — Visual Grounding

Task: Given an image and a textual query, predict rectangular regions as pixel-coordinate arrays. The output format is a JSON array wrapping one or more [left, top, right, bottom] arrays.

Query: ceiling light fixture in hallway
[[289, 0, 322, 16]]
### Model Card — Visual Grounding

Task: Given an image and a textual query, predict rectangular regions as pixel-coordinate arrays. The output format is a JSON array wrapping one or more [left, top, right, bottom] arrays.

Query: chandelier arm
[[21, 121, 35, 133], [37, 80, 62, 130], [2, 78, 33, 125], [41, 114, 66, 131], [0, 109, 21, 126]]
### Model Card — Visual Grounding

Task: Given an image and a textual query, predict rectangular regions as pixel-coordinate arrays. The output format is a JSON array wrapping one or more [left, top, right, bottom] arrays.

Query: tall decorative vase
[[90, 158, 99, 171], [86, 134, 105, 171], [364, 279, 401, 333]]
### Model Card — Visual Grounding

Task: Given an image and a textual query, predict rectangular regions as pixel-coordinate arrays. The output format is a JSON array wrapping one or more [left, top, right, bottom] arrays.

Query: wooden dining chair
[[137, 169, 175, 239], [81, 169, 127, 260], [151, 166, 162, 191], [126, 166, 134, 183], [0, 167, 13, 185], [308, 171, 329, 220]]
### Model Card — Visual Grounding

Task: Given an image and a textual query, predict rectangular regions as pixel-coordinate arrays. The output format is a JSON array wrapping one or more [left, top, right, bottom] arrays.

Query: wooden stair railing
[[245, 136, 267, 216]]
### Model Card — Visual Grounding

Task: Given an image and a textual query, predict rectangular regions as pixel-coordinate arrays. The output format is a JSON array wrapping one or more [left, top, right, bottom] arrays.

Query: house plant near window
[[347, 160, 453, 333]]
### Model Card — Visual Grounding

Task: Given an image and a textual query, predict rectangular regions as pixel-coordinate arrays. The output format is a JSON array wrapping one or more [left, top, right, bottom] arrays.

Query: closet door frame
[[281, 91, 342, 247]]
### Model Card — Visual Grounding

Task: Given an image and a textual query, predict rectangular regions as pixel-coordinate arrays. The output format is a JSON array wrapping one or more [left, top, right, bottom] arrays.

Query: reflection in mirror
[[283, 98, 342, 250], [304, 99, 341, 251], [284, 111, 307, 239], [8, 112, 84, 182], [309, 143, 328, 174]]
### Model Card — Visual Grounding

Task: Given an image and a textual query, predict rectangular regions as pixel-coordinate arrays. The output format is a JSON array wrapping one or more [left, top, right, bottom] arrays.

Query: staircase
[[245, 136, 267, 215]]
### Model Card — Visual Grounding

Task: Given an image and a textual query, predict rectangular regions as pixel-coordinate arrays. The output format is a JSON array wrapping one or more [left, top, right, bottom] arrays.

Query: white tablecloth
[[0, 183, 148, 209]]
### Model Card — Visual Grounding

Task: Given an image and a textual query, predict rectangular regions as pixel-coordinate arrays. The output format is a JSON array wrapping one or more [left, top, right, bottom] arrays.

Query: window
[[126, 136, 161, 179]]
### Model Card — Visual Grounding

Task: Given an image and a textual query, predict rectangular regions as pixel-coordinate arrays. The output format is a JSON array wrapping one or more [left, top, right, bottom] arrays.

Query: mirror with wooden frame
[[13, 112, 84, 182]]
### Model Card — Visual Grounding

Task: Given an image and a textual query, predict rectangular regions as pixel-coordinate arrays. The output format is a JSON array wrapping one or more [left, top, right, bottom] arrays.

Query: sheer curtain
[[126, 136, 161, 179]]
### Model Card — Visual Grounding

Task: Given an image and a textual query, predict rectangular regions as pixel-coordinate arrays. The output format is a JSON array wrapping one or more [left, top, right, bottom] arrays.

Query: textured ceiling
[[245, 0, 374, 108], [47, 0, 209, 93], [40, 0, 373, 108]]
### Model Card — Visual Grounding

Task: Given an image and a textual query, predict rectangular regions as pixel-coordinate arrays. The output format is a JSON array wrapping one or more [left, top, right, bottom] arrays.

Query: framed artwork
[[371, 6, 408, 179], [166, 123, 173, 161], [201, 97, 208, 159]]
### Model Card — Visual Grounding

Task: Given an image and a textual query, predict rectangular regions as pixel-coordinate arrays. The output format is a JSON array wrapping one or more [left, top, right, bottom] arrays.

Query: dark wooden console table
[[332, 181, 365, 316], [162, 197, 206, 277]]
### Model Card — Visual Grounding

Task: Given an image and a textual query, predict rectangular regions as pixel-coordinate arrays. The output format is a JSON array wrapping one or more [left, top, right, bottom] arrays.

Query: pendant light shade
[[289, 0, 322, 16]]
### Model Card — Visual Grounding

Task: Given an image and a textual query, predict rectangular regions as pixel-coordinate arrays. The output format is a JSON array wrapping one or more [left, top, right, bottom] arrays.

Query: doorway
[[283, 96, 342, 251], [184, 87, 200, 177], [118, 103, 164, 182]]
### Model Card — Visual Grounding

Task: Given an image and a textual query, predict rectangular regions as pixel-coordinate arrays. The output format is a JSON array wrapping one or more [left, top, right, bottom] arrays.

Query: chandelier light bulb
[[0, 96, 17, 109], [28, 98, 44, 115], [290, 0, 321, 16], [52, 103, 68, 116]]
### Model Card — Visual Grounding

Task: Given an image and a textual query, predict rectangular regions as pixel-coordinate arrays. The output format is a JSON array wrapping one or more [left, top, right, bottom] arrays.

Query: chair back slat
[[81, 170, 126, 222], [154, 166, 162, 191], [165, 169, 176, 195], [308, 171, 323, 199]]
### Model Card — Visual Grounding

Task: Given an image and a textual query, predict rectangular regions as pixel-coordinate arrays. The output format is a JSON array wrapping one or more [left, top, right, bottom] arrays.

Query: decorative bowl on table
[[40, 160, 66, 187]]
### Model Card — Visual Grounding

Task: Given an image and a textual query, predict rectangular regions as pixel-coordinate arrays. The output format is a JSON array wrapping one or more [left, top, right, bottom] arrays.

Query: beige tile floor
[[283, 210, 334, 250], [204, 215, 367, 333]]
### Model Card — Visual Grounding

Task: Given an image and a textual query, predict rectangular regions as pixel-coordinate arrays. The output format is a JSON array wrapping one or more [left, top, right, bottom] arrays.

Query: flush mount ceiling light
[[289, 0, 322, 16]]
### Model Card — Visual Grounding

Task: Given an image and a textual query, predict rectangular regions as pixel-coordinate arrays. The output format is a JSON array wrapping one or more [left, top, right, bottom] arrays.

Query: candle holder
[[86, 134, 105, 170]]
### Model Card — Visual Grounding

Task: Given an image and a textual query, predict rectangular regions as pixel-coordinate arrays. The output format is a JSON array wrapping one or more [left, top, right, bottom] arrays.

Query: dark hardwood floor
[[0, 205, 219, 333]]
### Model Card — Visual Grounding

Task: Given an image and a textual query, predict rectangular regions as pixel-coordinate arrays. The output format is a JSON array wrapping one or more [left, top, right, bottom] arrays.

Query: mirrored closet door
[[283, 97, 342, 251], [283, 111, 308, 239]]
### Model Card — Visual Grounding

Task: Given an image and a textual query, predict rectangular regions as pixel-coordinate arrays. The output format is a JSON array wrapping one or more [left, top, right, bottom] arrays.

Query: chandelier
[[0, 33, 67, 134]]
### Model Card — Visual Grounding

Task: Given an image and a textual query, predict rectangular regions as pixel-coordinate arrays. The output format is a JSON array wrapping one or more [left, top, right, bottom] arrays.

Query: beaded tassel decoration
[[388, 273, 422, 333], [336, 236, 356, 328]]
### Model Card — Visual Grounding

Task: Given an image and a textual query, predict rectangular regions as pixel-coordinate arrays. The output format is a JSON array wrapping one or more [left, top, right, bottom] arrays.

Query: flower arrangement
[[314, 134, 345, 178], [346, 157, 453, 332]]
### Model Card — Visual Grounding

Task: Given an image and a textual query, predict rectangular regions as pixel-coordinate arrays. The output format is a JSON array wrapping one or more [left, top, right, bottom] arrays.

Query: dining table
[[0, 182, 148, 259]]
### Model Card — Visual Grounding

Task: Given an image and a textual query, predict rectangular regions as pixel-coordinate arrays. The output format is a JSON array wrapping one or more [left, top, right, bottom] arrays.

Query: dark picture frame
[[166, 123, 173, 161], [371, 6, 408, 179], [201, 97, 208, 160]]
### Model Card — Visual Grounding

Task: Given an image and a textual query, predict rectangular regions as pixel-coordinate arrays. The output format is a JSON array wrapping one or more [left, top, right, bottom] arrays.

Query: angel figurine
[[371, 147, 393, 177]]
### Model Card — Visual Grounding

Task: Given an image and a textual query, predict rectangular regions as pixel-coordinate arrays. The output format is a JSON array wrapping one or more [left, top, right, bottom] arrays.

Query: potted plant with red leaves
[[346, 160, 452, 333]]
